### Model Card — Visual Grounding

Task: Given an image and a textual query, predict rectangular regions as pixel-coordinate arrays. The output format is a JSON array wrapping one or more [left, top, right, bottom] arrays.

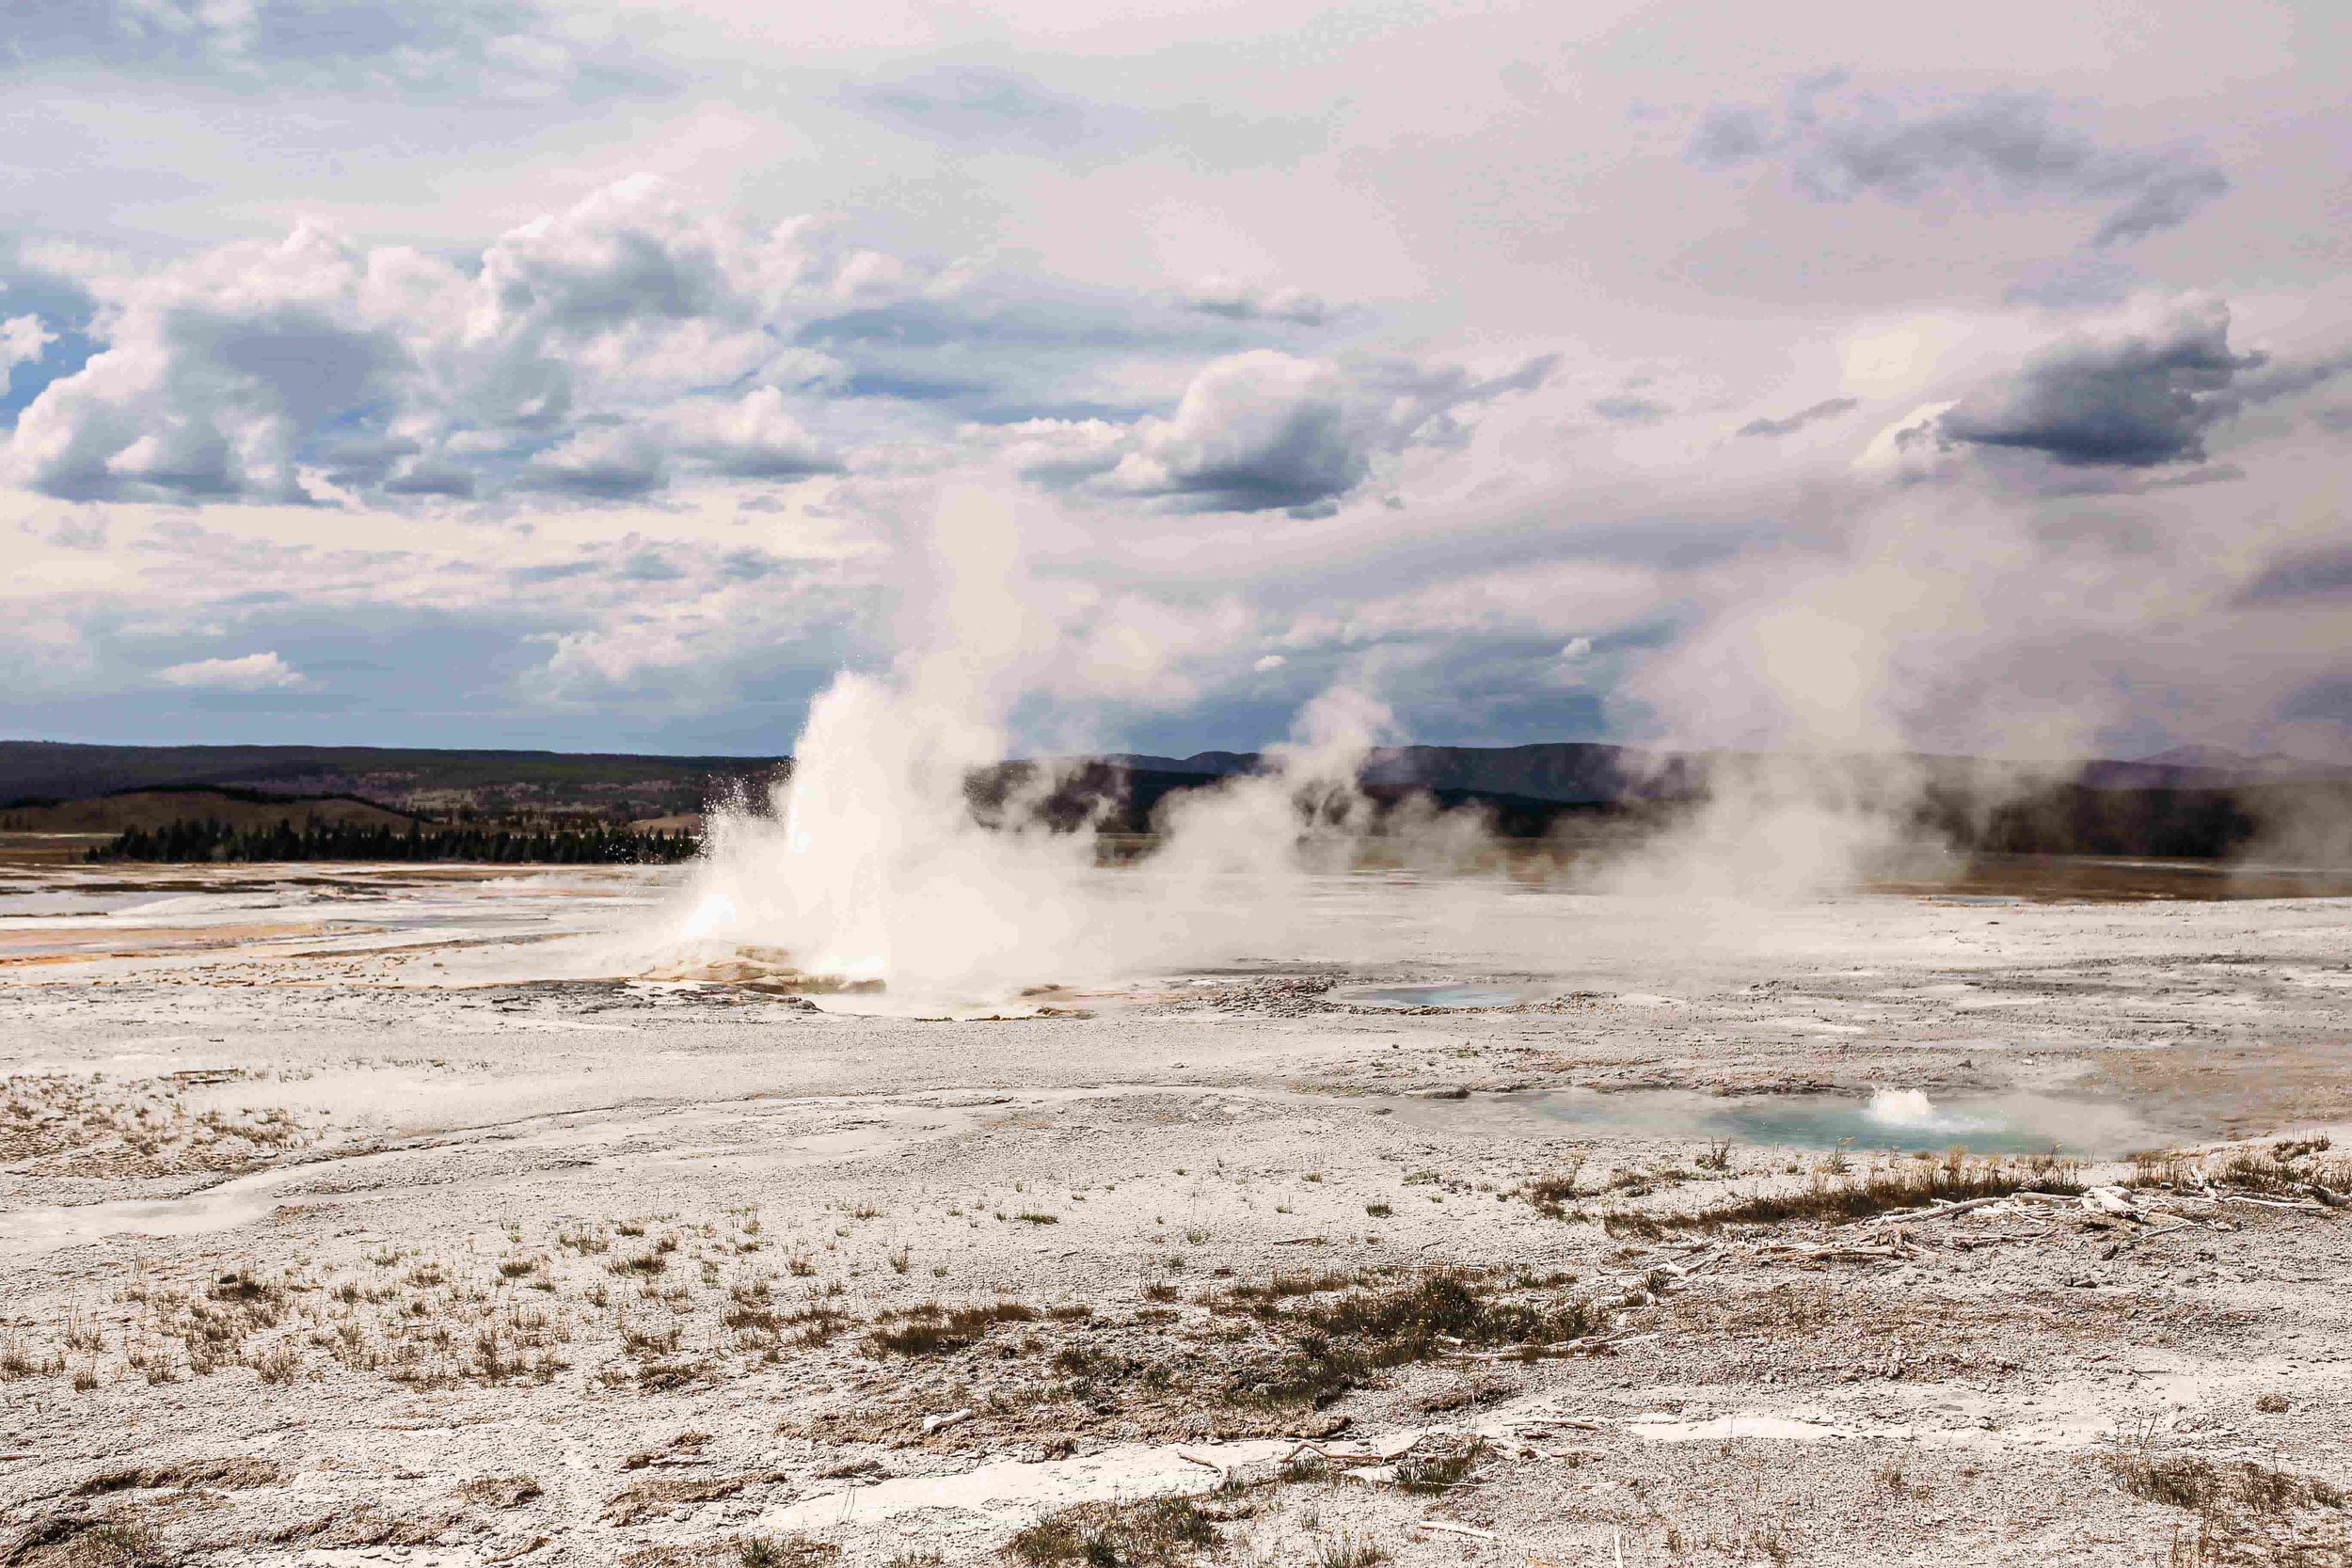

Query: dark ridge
[[8, 739, 2349, 863], [0, 740, 786, 823]]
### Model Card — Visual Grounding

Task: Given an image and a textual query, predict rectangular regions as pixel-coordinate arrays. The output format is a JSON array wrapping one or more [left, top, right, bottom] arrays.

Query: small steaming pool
[[1394, 1085, 2164, 1158], [1331, 982, 1542, 1009]]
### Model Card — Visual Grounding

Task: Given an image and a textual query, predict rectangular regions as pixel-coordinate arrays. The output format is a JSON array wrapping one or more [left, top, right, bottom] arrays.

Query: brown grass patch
[[455, 1475, 543, 1510], [1007, 1496, 1216, 1566], [1604, 1155, 2082, 1235], [2107, 1425, 2348, 1564], [5, 1516, 168, 1568], [602, 1473, 786, 1527], [864, 1301, 1040, 1356], [1245, 1269, 1605, 1408], [620, 1539, 838, 1568], [72, 1457, 282, 1495]]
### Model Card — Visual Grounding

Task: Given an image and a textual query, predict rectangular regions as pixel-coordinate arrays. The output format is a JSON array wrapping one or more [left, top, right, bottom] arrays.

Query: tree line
[[90, 818, 702, 864]]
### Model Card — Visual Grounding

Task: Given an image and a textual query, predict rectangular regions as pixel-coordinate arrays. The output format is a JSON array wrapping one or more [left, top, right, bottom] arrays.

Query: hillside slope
[[0, 787, 421, 832], [0, 742, 785, 821]]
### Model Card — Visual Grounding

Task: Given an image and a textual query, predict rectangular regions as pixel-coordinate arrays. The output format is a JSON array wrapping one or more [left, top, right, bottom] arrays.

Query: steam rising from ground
[[658, 493, 1507, 1003], [643, 487, 2192, 1003], [1576, 753, 1935, 901], [668, 676, 1474, 1002]]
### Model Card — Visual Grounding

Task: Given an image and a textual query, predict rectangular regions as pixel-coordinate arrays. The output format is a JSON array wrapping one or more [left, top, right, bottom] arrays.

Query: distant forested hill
[[0, 786, 420, 833], [7, 738, 2346, 863], [0, 742, 786, 822]]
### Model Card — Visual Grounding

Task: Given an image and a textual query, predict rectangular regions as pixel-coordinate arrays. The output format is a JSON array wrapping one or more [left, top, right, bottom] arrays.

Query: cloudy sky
[[3, 0, 2346, 760]]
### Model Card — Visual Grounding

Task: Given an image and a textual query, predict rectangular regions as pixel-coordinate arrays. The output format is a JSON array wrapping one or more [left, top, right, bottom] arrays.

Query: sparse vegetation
[[1395, 1438, 1484, 1495], [1597, 1152, 2084, 1234], [456, 1475, 543, 1509], [1311, 1535, 1391, 1568], [865, 1301, 1041, 1356], [736, 1537, 839, 1568], [11, 1516, 168, 1567], [603, 1473, 786, 1527], [1246, 1269, 1605, 1408], [2110, 1442, 2344, 1517], [1008, 1495, 1216, 1566], [1520, 1150, 1590, 1215], [74, 1457, 282, 1495]]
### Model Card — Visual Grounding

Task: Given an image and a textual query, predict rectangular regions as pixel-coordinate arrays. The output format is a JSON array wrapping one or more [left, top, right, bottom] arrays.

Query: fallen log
[[1857, 1195, 2013, 1228]]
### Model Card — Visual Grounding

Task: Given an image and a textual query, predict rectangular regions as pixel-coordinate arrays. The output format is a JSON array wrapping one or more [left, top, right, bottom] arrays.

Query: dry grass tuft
[[602, 1473, 786, 1527], [2107, 1419, 2347, 1565], [6, 1515, 169, 1568], [736, 1539, 840, 1568], [455, 1475, 543, 1510], [1247, 1269, 1604, 1408], [619, 1538, 838, 1568], [1007, 1495, 1216, 1566], [2110, 1448, 2344, 1516], [1605, 1153, 2082, 1234], [865, 1301, 1041, 1356], [1395, 1438, 1484, 1496], [72, 1457, 281, 1495]]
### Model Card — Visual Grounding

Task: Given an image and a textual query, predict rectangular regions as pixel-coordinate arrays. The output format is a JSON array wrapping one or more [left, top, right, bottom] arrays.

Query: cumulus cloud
[[1112, 351, 1366, 513], [4, 224, 418, 503], [1937, 302, 2260, 467], [1739, 396, 1858, 437], [1105, 349, 1554, 515], [667, 388, 841, 480], [521, 425, 669, 499], [1692, 82, 2230, 247], [0, 179, 891, 507], [2, 178, 1576, 528], [157, 649, 303, 690]]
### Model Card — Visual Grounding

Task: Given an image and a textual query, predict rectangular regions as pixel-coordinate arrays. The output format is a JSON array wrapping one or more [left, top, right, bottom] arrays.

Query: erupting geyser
[[656, 492, 1440, 1005]]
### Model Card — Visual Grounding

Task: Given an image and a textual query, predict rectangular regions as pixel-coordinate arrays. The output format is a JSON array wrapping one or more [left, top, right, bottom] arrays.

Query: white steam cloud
[[651, 491, 1488, 1005]]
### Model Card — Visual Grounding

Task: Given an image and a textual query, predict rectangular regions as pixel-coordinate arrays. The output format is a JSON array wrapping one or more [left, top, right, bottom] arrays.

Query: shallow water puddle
[[1397, 1085, 2164, 1156]]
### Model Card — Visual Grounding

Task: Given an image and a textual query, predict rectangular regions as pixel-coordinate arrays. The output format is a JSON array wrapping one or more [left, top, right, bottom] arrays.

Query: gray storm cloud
[[1101, 350, 1554, 515], [1936, 303, 2259, 467]]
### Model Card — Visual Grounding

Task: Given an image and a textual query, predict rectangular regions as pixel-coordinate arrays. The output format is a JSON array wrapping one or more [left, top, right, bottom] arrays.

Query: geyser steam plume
[[664, 492, 1446, 1002], [654, 484, 2060, 1003]]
